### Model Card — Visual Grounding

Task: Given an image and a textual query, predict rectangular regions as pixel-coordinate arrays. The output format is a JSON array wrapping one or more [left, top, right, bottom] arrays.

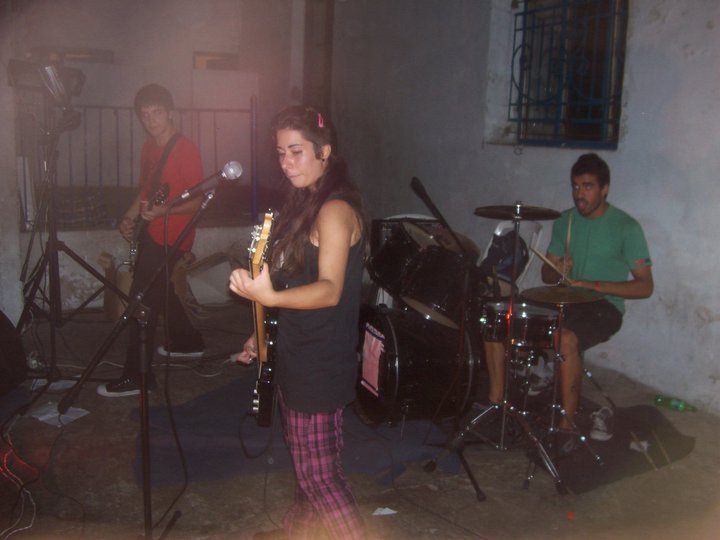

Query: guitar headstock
[[249, 210, 276, 274]]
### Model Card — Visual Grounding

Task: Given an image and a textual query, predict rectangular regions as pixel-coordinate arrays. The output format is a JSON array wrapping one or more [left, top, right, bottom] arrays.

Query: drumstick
[[563, 214, 572, 280]]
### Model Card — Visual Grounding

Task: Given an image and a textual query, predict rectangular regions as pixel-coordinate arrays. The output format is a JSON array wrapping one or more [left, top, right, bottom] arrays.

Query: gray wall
[[332, 0, 720, 413]]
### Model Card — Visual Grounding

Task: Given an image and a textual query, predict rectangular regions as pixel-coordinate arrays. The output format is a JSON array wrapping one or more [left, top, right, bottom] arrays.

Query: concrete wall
[[332, 0, 720, 413]]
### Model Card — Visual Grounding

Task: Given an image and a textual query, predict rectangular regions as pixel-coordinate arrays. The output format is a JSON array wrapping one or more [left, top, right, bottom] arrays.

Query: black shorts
[[561, 299, 623, 352]]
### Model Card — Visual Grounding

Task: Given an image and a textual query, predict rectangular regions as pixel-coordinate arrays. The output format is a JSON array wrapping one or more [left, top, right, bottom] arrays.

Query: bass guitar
[[248, 210, 277, 427], [127, 183, 170, 272]]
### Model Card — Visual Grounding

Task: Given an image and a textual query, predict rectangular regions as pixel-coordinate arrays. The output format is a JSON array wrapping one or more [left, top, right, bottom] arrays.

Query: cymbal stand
[[426, 202, 566, 500]]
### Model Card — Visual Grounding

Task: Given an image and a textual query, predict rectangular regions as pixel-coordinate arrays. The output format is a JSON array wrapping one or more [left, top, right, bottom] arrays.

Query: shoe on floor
[[97, 376, 155, 397], [527, 375, 552, 396], [157, 345, 204, 358], [590, 406, 614, 441], [552, 431, 579, 457]]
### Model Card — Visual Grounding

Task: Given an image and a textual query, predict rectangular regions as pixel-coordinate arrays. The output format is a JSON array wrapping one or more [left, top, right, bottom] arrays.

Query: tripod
[[425, 202, 567, 500], [17, 113, 129, 381]]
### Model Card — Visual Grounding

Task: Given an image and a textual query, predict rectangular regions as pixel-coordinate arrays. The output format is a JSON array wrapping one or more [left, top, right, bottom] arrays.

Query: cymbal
[[474, 204, 560, 221], [521, 285, 602, 305]]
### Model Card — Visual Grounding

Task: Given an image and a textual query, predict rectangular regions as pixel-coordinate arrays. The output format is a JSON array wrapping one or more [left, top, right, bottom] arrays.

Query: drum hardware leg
[[583, 366, 617, 411], [549, 407, 604, 466], [422, 402, 499, 501]]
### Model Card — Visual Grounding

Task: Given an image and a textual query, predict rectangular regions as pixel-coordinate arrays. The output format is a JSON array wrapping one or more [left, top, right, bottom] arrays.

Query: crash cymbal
[[521, 285, 602, 305], [474, 204, 560, 221]]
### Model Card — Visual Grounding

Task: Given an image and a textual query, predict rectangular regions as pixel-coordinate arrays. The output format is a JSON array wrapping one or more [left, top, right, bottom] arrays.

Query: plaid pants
[[279, 390, 366, 540]]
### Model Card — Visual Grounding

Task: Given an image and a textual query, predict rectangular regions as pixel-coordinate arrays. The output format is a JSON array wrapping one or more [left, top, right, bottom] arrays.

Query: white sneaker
[[590, 406, 614, 441], [527, 375, 552, 396]]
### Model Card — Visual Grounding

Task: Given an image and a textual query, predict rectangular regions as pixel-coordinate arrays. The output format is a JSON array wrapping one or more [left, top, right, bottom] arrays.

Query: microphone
[[170, 161, 243, 204]]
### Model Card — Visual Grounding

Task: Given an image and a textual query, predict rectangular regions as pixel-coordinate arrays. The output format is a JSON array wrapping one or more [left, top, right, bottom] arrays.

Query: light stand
[[13, 62, 127, 381]]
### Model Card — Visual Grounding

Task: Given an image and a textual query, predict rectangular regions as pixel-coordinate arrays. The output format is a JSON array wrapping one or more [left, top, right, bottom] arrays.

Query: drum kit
[[358, 184, 605, 499]]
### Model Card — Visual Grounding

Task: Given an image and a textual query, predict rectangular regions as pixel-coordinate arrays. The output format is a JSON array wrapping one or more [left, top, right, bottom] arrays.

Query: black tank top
[[274, 234, 365, 413]]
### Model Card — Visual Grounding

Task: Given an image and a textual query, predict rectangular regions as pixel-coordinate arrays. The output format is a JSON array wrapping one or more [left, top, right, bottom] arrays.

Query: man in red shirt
[[98, 84, 205, 397]]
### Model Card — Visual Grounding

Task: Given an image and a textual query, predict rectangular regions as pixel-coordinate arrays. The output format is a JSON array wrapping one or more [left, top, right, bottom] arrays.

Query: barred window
[[508, 0, 628, 149]]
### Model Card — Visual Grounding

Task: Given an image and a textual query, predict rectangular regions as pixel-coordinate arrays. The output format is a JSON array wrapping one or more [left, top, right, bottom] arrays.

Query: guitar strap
[[137, 132, 181, 247], [146, 132, 181, 196]]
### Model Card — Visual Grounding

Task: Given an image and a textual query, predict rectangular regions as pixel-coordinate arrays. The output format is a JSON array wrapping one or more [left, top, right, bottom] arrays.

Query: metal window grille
[[17, 100, 259, 230], [508, 0, 628, 149]]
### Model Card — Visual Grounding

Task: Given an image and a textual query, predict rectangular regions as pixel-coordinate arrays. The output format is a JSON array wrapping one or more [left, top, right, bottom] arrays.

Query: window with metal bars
[[508, 0, 628, 149]]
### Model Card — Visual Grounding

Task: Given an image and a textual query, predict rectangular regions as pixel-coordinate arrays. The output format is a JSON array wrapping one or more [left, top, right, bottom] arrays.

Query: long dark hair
[[269, 105, 364, 275]]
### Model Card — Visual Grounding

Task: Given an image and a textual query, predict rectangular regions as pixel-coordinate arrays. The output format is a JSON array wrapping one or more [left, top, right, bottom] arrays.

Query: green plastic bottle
[[654, 394, 697, 412]]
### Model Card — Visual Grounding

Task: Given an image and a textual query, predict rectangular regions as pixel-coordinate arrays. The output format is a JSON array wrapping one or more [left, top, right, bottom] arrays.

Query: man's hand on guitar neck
[[140, 200, 170, 222], [119, 214, 137, 242]]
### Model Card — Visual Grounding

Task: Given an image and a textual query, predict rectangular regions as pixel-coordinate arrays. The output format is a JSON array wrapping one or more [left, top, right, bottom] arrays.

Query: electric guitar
[[248, 210, 277, 427], [127, 183, 170, 272]]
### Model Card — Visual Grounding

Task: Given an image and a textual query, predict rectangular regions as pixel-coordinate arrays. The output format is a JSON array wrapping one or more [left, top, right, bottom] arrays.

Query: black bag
[[0, 310, 27, 396], [478, 229, 529, 283]]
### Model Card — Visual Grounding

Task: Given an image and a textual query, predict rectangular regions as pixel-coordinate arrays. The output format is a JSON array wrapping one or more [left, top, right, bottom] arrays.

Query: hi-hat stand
[[425, 202, 567, 500]]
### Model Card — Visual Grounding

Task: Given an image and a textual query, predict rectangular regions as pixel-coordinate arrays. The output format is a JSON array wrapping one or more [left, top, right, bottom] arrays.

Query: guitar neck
[[132, 217, 147, 244], [250, 261, 269, 364]]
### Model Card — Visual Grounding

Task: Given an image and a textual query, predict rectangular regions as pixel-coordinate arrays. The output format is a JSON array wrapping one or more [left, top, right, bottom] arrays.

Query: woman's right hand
[[236, 334, 257, 365]]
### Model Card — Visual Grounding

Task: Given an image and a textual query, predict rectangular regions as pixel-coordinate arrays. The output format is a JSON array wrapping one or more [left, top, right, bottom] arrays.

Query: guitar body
[[128, 183, 170, 271], [249, 211, 277, 427], [253, 308, 277, 427]]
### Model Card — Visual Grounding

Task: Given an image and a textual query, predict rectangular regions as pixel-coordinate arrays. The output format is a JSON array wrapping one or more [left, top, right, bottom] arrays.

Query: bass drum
[[357, 305, 477, 422]]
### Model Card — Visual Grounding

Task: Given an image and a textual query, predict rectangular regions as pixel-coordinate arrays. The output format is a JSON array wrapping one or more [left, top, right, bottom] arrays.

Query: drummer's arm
[[572, 265, 653, 299], [541, 253, 567, 284]]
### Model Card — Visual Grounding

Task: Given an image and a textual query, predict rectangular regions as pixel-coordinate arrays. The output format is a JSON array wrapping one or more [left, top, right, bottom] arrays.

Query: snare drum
[[478, 299, 558, 349]]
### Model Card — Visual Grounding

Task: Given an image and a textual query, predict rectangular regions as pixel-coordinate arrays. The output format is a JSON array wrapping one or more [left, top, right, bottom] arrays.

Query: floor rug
[[132, 376, 695, 494], [132, 373, 459, 487], [553, 405, 696, 494]]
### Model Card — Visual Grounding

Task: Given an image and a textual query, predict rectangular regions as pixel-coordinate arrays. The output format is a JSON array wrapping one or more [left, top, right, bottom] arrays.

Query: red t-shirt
[[139, 135, 203, 252]]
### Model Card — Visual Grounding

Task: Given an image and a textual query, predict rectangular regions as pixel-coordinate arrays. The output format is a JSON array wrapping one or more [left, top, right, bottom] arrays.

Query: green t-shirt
[[547, 205, 652, 314]]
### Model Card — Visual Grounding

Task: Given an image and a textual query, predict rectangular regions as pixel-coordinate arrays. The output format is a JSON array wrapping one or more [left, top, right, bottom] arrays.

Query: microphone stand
[[409, 177, 485, 498], [58, 189, 218, 539], [410, 177, 466, 254]]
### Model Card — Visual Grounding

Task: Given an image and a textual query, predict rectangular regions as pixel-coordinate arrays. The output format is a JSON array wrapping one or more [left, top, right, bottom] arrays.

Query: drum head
[[400, 246, 465, 329], [357, 306, 477, 422]]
